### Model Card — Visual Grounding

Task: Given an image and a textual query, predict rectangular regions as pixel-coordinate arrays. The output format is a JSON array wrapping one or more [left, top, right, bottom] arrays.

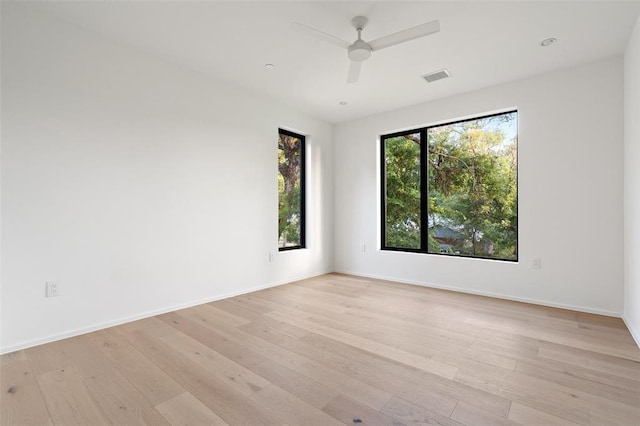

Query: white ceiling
[[26, 1, 640, 123]]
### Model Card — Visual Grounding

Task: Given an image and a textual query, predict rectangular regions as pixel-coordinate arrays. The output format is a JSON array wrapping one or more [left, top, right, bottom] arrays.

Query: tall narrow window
[[381, 111, 518, 261], [381, 132, 422, 251], [278, 129, 306, 250]]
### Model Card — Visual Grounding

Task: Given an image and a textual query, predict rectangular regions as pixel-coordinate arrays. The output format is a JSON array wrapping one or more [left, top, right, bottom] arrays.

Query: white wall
[[624, 15, 640, 345], [0, 6, 333, 353], [334, 57, 624, 316]]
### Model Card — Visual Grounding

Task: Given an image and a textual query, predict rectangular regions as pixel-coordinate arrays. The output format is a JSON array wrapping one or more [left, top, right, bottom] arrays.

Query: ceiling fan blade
[[347, 60, 362, 84], [369, 20, 440, 51], [290, 22, 351, 49]]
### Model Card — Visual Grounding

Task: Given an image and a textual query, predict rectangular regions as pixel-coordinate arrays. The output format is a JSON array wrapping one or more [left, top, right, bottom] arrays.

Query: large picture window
[[278, 129, 305, 250], [381, 111, 518, 261]]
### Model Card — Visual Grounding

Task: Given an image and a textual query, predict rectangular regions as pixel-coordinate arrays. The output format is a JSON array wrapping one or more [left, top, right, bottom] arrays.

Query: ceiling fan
[[291, 16, 440, 84]]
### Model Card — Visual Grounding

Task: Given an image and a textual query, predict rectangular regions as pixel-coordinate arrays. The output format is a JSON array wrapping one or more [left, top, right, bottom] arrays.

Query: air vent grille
[[422, 69, 451, 83]]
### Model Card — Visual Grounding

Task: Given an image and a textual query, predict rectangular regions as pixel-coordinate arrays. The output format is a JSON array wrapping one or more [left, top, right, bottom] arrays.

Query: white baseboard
[[334, 269, 622, 318], [623, 316, 640, 348], [0, 271, 326, 355]]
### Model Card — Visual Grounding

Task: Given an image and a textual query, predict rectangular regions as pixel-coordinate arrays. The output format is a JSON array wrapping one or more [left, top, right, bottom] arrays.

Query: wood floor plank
[[120, 326, 286, 425], [116, 316, 178, 338], [450, 401, 519, 426], [282, 332, 509, 418], [248, 384, 345, 426], [466, 315, 640, 362], [321, 275, 634, 351], [577, 391, 640, 426], [323, 394, 406, 426], [227, 293, 280, 314], [247, 357, 339, 409], [88, 328, 185, 406], [81, 371, 170, 425], [515, 358, 640, 406], [589, 409, 640, 426], [508, 402, 581, 426], [213, 298, 269, 322], [0, 350, 26, 366], [258, 283, 478, 348], [261, 282, 551, 365], [380, 396, 465, 426], [175, 306, 394, 411], [24, 339, 74, 376], [262, 299, 447, 357], [537, 344, 640, 381], [1, 360, 52, 426], [2, 273, 639, 425], [522, 353, 640, 394], [238, 315, 311, 345], [272, 301, 447, 357], [155, 392, 228, 426], [268, 309, 460, 379], [158, 331, 270, 396], [50, 334, 117, 378], [454, 367, 590, 425], [38, 365, 109, 426], [469, 337, 543, 364], [192, 303, 251, 327], [158, 310, 269, 367], [283, 332, 455, 401], [431, 347, 517, 374]]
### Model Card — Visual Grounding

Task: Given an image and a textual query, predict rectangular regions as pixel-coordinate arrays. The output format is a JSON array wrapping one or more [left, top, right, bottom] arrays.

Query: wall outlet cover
[[46, 281, 60, 297]]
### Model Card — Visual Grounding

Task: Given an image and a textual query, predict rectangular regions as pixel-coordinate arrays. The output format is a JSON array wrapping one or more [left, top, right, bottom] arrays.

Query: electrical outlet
[[532, 258, 542, 269], [361, 243, 366, 253], [268, 252, 274, 263], [46, 281, 60, 297]]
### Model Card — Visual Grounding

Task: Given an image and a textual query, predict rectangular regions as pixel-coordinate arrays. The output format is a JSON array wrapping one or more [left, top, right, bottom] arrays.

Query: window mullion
[[420, 128, 429, 252]]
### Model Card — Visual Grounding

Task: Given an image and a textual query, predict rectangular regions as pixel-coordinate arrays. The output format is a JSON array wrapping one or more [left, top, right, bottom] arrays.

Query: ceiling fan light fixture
[[348, 42, 372, 61]]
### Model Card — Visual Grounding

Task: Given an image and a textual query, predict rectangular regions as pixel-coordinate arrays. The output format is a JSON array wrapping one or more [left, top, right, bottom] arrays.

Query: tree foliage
[[384, 135, 421, 249], [384, 112, 518, 260], [278, 134, 302, 247]]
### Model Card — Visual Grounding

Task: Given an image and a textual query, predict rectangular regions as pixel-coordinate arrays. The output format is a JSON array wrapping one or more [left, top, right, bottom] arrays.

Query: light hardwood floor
[[2, 273, 640, 425]]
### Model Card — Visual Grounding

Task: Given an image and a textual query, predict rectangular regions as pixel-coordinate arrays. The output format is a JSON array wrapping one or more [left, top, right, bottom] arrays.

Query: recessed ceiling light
[[540, 38, 557, 47], [264, 63, 275, 69], [339, 101, 348, 106]]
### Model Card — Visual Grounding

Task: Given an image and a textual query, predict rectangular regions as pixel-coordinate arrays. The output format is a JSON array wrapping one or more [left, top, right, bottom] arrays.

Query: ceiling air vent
[[422, 69, 451, 83]]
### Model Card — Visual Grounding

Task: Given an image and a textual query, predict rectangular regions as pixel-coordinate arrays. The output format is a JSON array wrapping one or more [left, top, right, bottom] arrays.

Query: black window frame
[[380, 110, 518, 262], [278, 128, 306, 251]]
